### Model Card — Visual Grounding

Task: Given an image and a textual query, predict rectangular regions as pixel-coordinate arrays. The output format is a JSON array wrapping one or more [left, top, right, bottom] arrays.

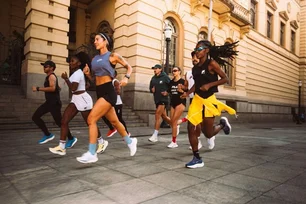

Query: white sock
[[98, 137, 104, 144], [153, 130, 159, 136], [59, 140, 65, 149]]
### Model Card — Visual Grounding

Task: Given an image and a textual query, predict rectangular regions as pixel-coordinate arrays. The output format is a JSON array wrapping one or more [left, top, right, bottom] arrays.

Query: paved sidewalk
[[1, 122, 306, 204]]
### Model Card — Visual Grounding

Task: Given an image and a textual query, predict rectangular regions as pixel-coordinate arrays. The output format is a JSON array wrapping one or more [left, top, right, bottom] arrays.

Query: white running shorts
[[71, 92, 93, 111]]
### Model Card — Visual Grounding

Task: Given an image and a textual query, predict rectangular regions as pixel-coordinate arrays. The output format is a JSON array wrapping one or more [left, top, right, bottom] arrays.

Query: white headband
[[99, 33, 109, 45]]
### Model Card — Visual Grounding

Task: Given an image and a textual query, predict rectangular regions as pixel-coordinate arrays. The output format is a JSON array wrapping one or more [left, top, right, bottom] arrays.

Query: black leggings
[[32, 101, 73, 139], [103, 104, 128, 133]]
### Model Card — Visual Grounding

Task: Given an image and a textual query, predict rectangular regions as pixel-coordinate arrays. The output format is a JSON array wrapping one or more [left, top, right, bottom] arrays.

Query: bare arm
[[111, 52, 133, 86], [114, 80, 121, 95], [33, 74, 57, 92]]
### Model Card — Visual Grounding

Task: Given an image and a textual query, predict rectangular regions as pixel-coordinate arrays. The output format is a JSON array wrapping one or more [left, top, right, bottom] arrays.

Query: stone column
[[21, 0, 70, 101], [300, 1, 306, 107], [113, 0, 164, 121]]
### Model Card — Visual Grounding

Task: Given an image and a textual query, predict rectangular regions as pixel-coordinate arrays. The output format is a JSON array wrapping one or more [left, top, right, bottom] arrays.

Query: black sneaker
[[220, 117, 231, 135]]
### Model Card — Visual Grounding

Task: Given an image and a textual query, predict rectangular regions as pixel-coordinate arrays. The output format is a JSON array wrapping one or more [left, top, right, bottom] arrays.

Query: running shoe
[[207, 136, 215, 150], [65, 137, 78, 148], [148, 134, 158, 142], [76, 151, 98, 164], [49, 145, 66, 156], [96, 140, 109, 153], [128, 138, 137, 156], [185, 156, 204, 169], [220, 117, 231, 135], [38, 134, 55, 144], [106, 129, 117, 137], [167, 141, 178, 148], [181, 117, 188, 123]]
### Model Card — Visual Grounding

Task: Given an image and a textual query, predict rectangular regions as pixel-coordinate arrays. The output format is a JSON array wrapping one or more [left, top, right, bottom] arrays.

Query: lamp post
[[297, 80, 302, 124], [164, 24, 172, 74]]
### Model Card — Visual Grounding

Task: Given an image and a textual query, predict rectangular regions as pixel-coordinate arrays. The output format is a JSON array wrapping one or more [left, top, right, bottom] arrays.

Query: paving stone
[[212, 173, 280, 192], [141, 192, 207, 204], [264, 184, 306, 203], [98, 178, 171, 204], [285, 172, 306, 188]]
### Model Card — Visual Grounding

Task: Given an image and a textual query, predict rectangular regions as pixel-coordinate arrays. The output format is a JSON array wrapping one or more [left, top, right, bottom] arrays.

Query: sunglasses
[[172, 69, 179, 72], [194, 46, 208, 52]]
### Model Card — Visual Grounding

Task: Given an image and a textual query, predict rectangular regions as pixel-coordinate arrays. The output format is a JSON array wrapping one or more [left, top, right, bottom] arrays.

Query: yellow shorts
[[187, 94, 236, 126]]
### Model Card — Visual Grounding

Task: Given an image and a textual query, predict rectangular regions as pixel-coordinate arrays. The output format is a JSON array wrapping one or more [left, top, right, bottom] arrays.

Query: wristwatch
[[124, 74, 130, 79]]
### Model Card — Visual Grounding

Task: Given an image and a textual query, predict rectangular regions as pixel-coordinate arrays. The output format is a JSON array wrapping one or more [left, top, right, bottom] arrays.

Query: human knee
[[87, 114, 97, 126]]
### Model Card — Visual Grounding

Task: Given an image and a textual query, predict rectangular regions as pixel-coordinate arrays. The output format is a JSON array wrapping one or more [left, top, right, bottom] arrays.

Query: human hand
[[61, 72, 68, 80], [83, 64, 90, 76], [180, 92, 187, 99], [200, 84, 210, 91], [120, 77, 128, 87], [151, 86, 155, 93], [177, 84, 184, 93], [161, 91, 168, 96], [32, 86, 37, 92]]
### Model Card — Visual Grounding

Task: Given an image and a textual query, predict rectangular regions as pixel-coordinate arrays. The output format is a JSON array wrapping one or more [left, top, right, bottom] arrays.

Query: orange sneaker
[[106, 129, 117, 137]]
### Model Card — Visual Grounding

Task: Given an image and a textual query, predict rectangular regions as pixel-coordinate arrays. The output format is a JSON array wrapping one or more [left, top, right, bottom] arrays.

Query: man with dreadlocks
[[181, 40, 238, 168]]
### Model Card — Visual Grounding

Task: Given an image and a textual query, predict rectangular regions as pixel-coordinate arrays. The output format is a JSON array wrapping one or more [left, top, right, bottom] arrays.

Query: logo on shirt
[[97, 59, 103, 62], [201, 70, 206, 75], [159, 81, 163, 84]]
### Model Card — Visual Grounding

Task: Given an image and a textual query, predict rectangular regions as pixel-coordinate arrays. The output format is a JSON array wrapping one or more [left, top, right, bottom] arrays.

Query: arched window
[[163, 18, 178, 74], [224, 41, 235, 87], [198, 31, 208, 41]]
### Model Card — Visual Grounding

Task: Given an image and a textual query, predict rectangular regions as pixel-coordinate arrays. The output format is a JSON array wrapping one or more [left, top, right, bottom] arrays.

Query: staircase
[[0, 85, 147, 132]]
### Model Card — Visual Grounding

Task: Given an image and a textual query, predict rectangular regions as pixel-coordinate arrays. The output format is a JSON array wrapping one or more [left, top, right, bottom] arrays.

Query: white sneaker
[[49, 145, 66, 156], [167, 141, 178, 148], [177, 125, 180, 136], [128, 138, 137, 156], [189, 139, 203, 150], [76, 151, 98, 164], [96, 140, 109, 153], [148, 134, 158, 142], [207, 136, 215, 150]]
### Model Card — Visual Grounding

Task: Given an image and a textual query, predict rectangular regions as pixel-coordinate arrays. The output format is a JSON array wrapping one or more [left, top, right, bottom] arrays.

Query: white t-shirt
[[69, 69, 86, 93], [112, 79, 123, 105], [186, 70, 194, 98]]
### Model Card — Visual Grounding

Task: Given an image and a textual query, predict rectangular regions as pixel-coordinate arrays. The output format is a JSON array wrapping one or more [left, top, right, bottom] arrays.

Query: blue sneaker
[[185, 156, 204, 169], [65, 137, 78, 148], [38, 134, 55, 144]]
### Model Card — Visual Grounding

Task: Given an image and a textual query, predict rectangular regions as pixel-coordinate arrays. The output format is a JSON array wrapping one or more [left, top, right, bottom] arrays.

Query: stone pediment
[[266, 0, 277, 11], [290, 20, 299, 29], [279, 11, 289, 21]]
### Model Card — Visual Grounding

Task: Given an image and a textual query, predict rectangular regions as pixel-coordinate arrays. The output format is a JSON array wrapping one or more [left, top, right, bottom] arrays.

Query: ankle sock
[[172, 137, 176, 143], [59, 140, 66, 149], [124, 135, 132, 144], [89, 143, 97, 155], [193, 151, 201, 159], [153, 130, 158, 136], [97, 137, 104, 144]]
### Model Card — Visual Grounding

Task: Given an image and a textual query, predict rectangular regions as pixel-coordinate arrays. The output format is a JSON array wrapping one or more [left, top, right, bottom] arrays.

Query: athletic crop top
[[193, 59, 218, 99], [69, 69, 86, 93], [91, 52, 116, 78]]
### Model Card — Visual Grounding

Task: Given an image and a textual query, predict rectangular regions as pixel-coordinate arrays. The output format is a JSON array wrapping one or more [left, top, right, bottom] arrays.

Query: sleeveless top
[[169, 78, 186, 105], [91, 52, 116, 78], [186, 70, 194, 98], [44, 73, 61, 103], [193, 59, 218, 99], [112, 78, 123, 105]]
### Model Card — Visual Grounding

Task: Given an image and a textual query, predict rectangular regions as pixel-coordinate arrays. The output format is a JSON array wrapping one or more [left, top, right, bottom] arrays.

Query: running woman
[[32, 60, 74, 144], [166, 67, 186, 148], [77, 32, 137, 163], [49, 52, 109, 156], [181, 40, 238, 168]]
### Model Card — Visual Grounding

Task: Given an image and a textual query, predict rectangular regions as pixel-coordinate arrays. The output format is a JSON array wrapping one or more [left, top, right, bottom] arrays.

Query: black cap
[[151, 64, 162, 69], [41, 60, 56, 68]]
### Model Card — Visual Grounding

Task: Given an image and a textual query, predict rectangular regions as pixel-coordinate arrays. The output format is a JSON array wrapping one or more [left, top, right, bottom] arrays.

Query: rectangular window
[[291, 30, 296, 53], [68, 7, 77, 43], [267, 12, 273, 39], [280, 22, 285, 47], [251, 0, 257, 29]]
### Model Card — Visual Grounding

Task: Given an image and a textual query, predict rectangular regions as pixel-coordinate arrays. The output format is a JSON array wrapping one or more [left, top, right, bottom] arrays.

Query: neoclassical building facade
[[0, 0, 305, 122]]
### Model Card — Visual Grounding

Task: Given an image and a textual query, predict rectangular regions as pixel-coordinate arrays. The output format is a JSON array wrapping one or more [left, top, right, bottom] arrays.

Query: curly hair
[[197, 40, 239, 69], [75, 51, 91, 70]]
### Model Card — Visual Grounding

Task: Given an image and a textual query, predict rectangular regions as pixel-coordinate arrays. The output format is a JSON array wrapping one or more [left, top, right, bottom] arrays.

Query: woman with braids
[[49, 52, 109, 156], [77, 33, 137, 163], [181, 40, 238, 168]]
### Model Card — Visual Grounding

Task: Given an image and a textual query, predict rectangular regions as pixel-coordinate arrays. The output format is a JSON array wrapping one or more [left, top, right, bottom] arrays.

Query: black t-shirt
[[169, 78, 186, 105], [193, 59, 218, 99]]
